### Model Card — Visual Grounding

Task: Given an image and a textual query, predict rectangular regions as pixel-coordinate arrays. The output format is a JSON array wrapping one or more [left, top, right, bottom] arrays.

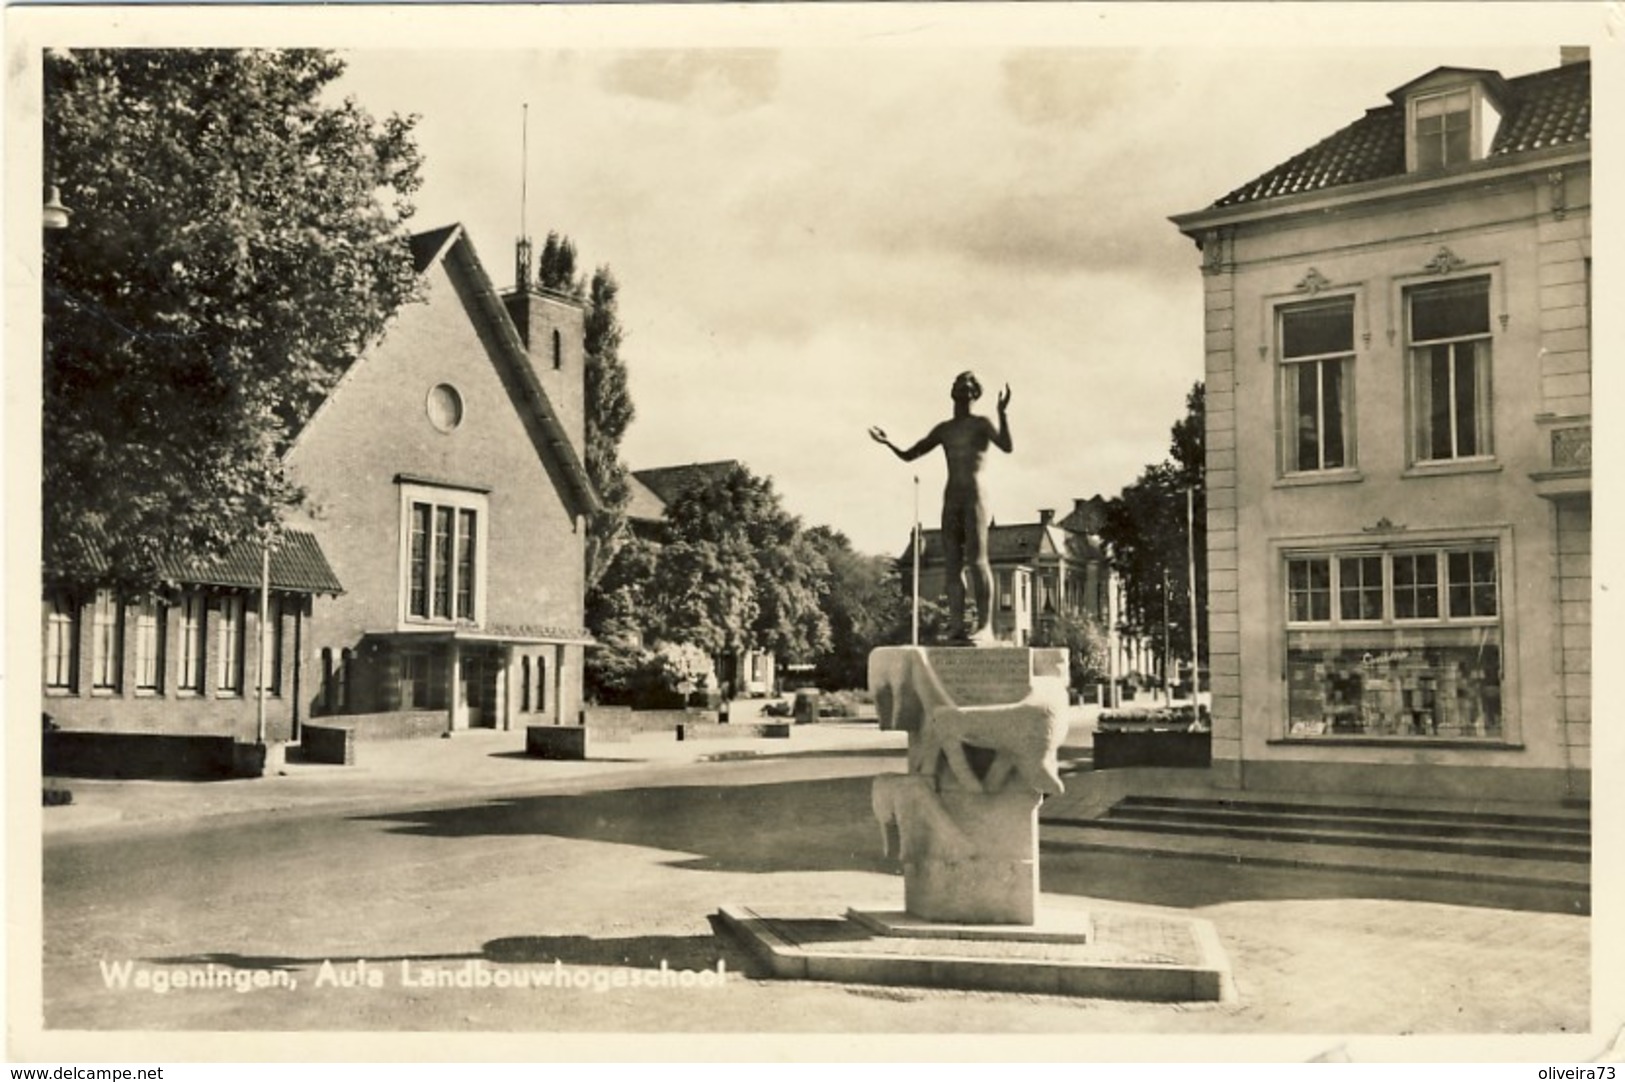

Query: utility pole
[[1161, 566, 1171, 706], [911, 476, 921, 646], [1187, 484, 1200, 710]]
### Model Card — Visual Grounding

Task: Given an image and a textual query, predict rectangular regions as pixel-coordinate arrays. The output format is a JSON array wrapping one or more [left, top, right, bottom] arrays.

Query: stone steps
[[1040, 794, 1590, 891]]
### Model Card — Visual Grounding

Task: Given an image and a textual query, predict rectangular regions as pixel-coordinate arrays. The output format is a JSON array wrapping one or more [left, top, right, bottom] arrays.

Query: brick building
[[283, 225, 599, 736], [1171, 55, 1590, 801]]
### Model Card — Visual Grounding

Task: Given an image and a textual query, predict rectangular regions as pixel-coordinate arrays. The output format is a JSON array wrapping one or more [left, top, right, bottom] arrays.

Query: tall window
[[407, 499, 481, 623], [45, 593, 78, 691], [1280, 299, 1354, 473], [178, 592, 205, 693], [262, 596, 283, 696], [1285, 544, 1502, 740], [552, 328, 563, 369], [456, 509, 476, 620], [1409, 277, 1492, 462], [409, 504, 430, 617], [1414, 90, 1472, 170], [90, 589, 122, 693], [133, 598, 166, 694], [217, 595, 245, 696], [521, 656, 532, 712]]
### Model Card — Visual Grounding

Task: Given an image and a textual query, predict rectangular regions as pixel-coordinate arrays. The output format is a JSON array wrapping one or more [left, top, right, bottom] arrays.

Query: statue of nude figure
[[870, 371, 1012, 645]]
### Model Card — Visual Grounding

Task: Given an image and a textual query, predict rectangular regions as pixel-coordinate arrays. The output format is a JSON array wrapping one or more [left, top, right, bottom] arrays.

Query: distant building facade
[[283, 225, 598, 735], [902, 505, 1109, 648], [1172, 56, 1590, 801]]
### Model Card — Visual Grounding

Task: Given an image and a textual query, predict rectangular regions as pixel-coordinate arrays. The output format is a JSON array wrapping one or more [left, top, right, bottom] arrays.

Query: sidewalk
[[41, 713, 909, 836]]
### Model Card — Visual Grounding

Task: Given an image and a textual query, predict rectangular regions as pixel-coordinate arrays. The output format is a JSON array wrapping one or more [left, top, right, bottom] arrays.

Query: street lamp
[[43, 185, 72, 230]]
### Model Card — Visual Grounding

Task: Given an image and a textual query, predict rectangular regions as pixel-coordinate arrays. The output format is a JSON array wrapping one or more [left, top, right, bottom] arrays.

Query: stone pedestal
[[904, 782, 1040, 923], [868, 645, 1069, 926]]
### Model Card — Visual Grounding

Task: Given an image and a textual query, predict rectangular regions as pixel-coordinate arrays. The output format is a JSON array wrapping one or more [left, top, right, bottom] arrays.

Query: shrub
[[43, 786, 74, 807], [1098, 704, 1211, 732]]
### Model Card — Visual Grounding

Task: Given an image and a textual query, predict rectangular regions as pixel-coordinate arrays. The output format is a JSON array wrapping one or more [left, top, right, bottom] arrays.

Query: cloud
[[999, 49, 1146, 130], [596, 49, 780, 112]]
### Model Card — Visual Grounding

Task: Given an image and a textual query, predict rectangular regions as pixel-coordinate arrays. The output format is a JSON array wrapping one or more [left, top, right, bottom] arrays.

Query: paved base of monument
[[715, 898, 1233, 1001]]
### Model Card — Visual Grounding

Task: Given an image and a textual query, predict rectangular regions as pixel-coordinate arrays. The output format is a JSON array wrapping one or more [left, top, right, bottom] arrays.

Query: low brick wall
[[526, 726, 588, 760], [583, 706, 720, 733], [301, 724, 356, 765], [675, 722, 792, 741], [44, 730, 246, 781], [313, 711, 446, 741]]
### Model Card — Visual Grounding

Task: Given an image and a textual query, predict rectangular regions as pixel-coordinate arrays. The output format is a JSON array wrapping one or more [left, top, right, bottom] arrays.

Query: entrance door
[[460, 651, 498, 728]]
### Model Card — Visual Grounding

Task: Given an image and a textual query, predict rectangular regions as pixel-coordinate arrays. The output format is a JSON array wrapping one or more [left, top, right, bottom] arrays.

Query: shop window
[[1285, 545, 1502, 740], [1409, 277, 1492, 463], [1279, 299, 1355, 474], [44, 593, 78, 692]]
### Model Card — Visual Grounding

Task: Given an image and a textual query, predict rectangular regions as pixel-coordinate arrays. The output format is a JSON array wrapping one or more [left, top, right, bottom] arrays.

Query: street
[[41, 743, 1588, 1036]]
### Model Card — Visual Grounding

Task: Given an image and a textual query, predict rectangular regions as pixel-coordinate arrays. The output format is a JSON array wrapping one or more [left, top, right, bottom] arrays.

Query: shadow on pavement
[[146, 926, 763, 977], [356, 774, 1583, 914]]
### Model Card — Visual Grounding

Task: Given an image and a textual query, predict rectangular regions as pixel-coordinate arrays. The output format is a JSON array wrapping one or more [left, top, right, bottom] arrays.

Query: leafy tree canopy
[[646, 464, 832, 662], [1100, 381, 1207, 674], [43, 48, 422, 594]]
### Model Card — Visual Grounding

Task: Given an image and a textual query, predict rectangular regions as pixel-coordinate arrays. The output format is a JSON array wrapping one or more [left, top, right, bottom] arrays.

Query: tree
[[43, 48, 422, 594], [581, 265, 635, 590], [647, 464, 831, 665], [804, 526, 905, 689], [1101, 381, 1207, 680], [535, 231, 579, 295], [1031, 609, 1109, 692]]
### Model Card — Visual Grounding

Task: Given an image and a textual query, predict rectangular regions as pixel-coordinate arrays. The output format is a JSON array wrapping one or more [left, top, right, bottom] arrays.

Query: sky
[[327, 15, 1579, 557]]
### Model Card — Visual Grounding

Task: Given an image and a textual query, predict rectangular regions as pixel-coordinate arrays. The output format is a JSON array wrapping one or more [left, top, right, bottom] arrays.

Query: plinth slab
[[848, 906, 1094, 945], [716, 899, 1232, 1002]]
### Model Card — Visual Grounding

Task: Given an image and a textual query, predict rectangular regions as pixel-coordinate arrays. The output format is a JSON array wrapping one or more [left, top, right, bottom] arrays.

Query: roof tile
[[1213, 60, 1587, 209]]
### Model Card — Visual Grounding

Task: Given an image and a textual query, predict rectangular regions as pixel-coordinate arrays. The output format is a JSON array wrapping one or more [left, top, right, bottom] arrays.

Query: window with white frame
[[1279, 298, 1355, 474], [178, 592, 205, 693], [90, 589, 121, 693], [216, 595, 245, 696], [403, 485, 486, 625], [1284, 543, 1502, 740], [45, 593, 78, 691], [1414, 89, 1472, 170], [1409, 276, 1493, 463], [133, 597, 166, 694]]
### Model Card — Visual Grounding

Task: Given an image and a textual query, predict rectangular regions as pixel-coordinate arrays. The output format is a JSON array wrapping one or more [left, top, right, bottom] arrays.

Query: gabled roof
[[61, 526, 344, 595], [625, 472, 670, 524], [903, 521, 1073, 566], [631, 461, 741, 510], [399, 224, 600, 520], [1209, 60, 1588, 209]]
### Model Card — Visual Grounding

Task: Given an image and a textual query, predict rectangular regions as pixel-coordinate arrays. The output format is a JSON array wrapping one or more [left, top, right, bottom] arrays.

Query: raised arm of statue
[[992, 383, 1013, 453], [869, 424, 941, 463]]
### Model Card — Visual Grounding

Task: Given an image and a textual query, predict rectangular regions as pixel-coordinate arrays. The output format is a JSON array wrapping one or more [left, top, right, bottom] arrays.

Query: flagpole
[[911, 475, 921, 646]]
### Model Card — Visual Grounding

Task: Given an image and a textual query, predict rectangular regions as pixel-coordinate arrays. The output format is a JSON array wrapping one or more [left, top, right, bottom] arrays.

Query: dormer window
[[1398, 69, 1507, 175], [1414, 90, 1472, 170]]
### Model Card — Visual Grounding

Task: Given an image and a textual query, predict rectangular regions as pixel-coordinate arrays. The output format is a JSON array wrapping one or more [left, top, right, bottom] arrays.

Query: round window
[[426, 383, 464, 433]]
